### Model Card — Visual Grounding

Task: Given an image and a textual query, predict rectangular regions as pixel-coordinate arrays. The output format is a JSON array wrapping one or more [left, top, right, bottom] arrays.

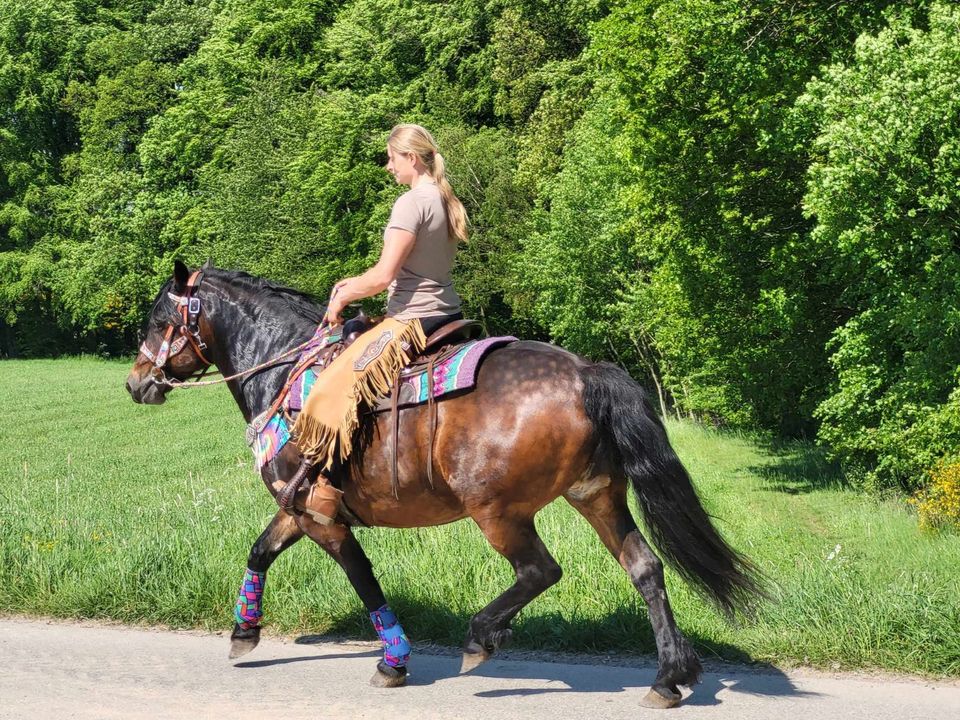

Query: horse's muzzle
[[125, 370, 168, 405]]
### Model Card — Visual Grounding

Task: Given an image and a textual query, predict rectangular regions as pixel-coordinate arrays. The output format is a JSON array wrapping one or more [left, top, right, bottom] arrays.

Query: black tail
[[580, 362, 765, 618]]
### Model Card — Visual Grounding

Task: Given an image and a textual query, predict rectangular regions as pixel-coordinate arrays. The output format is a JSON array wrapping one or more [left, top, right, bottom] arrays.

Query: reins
[[157, 337, 317, 389]]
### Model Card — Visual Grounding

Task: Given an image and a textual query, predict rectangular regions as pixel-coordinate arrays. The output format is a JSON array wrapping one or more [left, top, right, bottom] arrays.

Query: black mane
[[211, 268, 326, 325], [142, 267, 326, 335]]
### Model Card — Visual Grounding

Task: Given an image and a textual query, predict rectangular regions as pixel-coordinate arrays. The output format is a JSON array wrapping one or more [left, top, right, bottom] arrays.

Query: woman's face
[[385, 144, 417, 186]]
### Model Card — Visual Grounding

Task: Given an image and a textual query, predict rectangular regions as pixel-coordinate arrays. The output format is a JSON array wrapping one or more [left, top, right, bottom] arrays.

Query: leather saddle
[[346, 314, 484, 496], [343, 314, 483, 357], [277, 314, 484, 522]]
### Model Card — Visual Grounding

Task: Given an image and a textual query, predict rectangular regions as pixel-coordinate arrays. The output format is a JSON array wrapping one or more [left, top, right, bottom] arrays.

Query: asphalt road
[[2, 618, 957, 720]]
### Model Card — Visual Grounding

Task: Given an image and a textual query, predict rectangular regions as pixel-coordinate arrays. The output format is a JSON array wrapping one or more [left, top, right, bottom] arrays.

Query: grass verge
[[2, 357, 958, 675]]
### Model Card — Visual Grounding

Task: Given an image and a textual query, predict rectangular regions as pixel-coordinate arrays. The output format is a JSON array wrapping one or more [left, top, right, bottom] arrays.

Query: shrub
[[912, 461, 960, 531], [802, 2, 960, 490]]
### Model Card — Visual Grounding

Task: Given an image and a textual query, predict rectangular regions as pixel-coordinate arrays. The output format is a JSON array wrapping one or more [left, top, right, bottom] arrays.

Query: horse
[[125, 261, 763, 709]]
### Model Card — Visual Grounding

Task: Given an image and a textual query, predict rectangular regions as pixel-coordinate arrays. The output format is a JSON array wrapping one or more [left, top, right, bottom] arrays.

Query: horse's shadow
[[237, 600, 814, 706]]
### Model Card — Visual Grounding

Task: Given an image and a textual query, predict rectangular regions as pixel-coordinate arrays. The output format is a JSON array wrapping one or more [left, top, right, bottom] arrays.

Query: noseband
[[139, 270, 213, 383]]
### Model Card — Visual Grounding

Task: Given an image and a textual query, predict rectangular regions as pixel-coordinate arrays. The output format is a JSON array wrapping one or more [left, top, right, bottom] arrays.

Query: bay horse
[[125, 261, 762, 709]]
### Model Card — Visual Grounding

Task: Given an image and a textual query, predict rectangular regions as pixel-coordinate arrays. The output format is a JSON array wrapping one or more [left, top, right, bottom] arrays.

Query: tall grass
[[2, 358, 959, 675]]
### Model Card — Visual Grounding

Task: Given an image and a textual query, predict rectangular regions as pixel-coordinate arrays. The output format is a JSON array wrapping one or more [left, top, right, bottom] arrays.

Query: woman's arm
[[324, 228, 417, 324]]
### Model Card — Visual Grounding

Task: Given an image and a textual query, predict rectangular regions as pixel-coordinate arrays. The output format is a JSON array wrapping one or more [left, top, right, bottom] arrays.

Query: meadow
[[3, 357, 959, 676]]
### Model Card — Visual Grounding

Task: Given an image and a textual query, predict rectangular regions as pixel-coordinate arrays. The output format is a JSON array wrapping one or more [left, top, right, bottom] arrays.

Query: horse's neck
[[207, 282, 317, 423]]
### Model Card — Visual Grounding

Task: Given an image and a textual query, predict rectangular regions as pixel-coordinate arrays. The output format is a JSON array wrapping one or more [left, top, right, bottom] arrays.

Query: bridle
[[139, 270, 214, 385]]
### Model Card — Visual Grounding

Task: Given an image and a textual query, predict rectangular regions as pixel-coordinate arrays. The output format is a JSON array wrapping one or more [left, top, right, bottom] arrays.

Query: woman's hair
[[388, 124, 469, 243]]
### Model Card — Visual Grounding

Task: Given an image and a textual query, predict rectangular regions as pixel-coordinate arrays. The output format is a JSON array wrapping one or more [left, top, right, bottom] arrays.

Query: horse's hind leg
[[461, 513, 563, 672], [229, 510, 304, 659], [565, 477, 701, 709]]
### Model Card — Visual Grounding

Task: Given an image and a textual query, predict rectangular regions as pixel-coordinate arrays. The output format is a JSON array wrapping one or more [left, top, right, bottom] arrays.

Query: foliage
[[523, 0, 923, 433], [801, 2, 960, 490], [0, 0, 597, 353]]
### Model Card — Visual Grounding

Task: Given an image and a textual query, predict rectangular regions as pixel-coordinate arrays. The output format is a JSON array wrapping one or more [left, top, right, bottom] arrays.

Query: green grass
[[3, 357, 959, 675]]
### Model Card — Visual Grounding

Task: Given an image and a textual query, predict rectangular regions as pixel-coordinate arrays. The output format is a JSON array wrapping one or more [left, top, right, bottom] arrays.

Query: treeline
[[2, 0, 958, 493]]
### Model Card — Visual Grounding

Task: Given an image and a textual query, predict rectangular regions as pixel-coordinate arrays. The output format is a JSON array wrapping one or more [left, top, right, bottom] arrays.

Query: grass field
[[3, 357, 959, 676]]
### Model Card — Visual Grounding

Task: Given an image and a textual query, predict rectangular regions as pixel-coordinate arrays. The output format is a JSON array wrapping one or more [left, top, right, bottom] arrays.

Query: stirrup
[[277, 459, 343, 526]]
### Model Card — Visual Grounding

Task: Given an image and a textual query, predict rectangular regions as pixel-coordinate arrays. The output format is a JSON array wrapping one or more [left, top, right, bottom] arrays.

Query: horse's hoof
[[370, 660, 407, 688], [459, 640, 491, 673], [229, 626, 261, 659], [229, 636, 259, 659], [640, 686, 682, 709]]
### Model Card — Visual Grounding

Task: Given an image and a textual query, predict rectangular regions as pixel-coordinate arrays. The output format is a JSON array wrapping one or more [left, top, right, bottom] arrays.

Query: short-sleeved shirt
[[384, 182, 462, 321]]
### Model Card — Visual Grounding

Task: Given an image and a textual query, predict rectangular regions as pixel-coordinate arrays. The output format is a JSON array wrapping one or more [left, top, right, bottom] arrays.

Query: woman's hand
[[324, 279, 351, 326]]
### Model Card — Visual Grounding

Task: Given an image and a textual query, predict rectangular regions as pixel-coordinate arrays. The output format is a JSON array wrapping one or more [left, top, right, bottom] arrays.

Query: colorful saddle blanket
[[249, 334, 517, 471]]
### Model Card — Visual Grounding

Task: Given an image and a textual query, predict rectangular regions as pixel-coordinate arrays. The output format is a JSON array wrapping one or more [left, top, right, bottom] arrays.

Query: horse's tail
[[579, 361, 765, 618]]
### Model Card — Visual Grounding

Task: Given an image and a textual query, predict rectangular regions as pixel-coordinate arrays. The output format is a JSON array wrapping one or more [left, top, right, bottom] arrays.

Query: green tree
[[525, 0, 924, 433], [801, 2, 960, 491]]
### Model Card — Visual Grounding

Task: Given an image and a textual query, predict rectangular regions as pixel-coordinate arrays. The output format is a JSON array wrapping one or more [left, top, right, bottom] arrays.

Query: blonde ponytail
[[431, 151, 469, 243], [388, 124, 469, 243]]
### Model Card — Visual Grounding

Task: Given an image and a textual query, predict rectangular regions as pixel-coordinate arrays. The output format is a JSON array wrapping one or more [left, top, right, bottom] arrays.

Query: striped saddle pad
[[249, 335, 517, 470]]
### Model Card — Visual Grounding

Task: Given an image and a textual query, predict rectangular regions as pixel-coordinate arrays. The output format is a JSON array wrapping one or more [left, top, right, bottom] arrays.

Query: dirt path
[[2, 617, 956, 719]]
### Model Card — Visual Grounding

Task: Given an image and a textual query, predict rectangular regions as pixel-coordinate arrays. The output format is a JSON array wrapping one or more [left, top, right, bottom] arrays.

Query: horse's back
[[436, 340, 597, 508], [349, 339, 598, 526]]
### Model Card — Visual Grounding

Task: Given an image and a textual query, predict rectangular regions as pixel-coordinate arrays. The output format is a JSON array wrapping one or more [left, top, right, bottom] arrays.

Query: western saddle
[[277, 314, 483, 524]]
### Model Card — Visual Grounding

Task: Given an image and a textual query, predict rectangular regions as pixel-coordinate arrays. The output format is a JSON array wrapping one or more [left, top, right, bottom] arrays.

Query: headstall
[[139, 270, 214, 383]]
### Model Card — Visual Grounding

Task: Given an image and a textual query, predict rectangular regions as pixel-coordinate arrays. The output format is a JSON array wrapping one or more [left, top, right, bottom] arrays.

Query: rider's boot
[[301, 469, 343, 526], [278, 457, 344, 526]]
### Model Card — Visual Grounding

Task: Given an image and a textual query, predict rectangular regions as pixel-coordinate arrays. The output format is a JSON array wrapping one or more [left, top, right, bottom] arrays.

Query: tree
[[801, 2, 960, 490]]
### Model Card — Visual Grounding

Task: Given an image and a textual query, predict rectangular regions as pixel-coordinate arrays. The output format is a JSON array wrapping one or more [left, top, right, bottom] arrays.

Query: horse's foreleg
[[565, 477, 701, 709], [298, 518, 409, 688], [229, 510, 304, 659], [461, 514, 563, 672]]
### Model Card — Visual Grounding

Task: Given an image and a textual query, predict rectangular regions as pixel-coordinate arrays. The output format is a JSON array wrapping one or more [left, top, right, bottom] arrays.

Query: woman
[[290, 123, 469, 520]]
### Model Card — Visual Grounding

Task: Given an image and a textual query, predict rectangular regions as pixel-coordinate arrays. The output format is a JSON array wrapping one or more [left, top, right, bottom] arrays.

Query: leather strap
[[255, 339, 335, 433], [426, 354, 437, 490], [390, 372, 401, 499]]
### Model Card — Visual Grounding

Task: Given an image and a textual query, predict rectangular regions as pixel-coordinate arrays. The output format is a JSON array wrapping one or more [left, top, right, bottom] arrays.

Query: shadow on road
[[233, 645, 380, 669], [417, 653, 814, 706], [233, 631, 814, 707], [228, 594, 812, 706]]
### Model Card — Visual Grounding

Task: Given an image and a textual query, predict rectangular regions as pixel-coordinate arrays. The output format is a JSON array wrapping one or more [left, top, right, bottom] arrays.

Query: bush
[[912, 461, 960, 531]]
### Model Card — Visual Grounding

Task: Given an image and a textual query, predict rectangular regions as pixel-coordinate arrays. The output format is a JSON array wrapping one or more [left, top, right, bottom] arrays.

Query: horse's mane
[[212, 268, 326, 325], [142, 267, 326, 338]]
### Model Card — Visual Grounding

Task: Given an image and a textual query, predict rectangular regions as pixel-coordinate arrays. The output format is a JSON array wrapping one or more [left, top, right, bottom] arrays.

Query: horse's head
[[126, 260, 215, 404]]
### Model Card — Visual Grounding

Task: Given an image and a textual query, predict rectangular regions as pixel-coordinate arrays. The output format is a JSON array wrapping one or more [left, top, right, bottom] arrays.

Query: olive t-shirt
[[385, 182, 461, 321]]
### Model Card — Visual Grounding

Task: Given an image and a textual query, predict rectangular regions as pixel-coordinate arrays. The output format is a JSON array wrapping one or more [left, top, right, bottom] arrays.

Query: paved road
[[2, 618, 957, 720]]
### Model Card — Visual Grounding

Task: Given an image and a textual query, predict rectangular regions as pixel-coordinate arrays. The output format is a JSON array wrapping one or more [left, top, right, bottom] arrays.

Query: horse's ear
[[173, 260, 190, 293], [201, 257, 214, 270]]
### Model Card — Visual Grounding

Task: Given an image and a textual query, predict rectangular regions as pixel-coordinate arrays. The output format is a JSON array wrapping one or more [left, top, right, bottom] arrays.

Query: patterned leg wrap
[[234, 568, 266, 630], [370, 605, 411, 668]]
